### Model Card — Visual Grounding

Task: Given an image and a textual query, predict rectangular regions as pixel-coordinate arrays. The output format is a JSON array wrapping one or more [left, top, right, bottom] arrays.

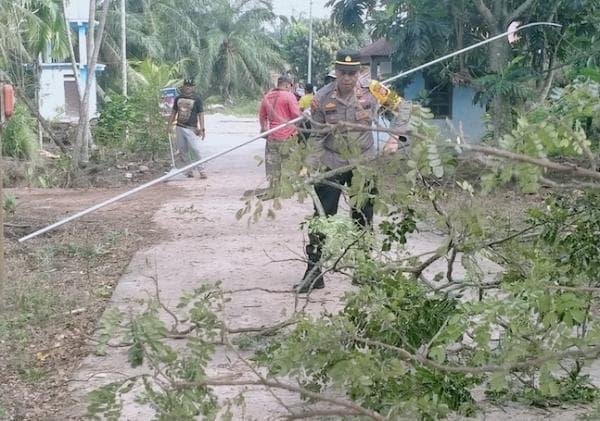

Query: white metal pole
[[18, 22, 562, 243], [307, 0, 313, 84], [381, 22, 561, 85], [19, 116, 305, 242]]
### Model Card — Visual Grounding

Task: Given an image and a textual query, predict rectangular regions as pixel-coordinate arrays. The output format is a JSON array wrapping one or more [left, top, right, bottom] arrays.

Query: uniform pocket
[[355, 110, 371, 125]]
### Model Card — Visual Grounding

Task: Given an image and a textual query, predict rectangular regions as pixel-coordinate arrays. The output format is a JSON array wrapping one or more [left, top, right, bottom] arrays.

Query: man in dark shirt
[[167, 79, 206, 178]]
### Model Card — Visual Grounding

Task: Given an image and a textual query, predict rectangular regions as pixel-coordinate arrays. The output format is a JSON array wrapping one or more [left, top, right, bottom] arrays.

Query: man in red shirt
[[258, 75, 302, 197]]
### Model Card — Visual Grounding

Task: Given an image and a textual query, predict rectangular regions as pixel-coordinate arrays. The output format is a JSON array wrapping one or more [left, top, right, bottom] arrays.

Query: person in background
[[298, 83, 315, 111], [298, 83, 315, 142], [257, 75, 302, 197], [323, 70, 337, 88], [167, 79, 207, 179]]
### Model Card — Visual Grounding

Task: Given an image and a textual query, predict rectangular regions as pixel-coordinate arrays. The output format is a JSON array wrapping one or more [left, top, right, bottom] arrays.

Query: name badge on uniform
[[324, 102, 337, 110]]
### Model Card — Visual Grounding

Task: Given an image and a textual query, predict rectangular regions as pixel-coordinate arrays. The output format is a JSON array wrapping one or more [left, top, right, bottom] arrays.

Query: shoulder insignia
[[310, 97, 321, 112]]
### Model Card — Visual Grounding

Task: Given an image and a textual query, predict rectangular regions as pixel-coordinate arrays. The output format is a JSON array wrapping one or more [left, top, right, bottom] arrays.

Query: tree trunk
[[68, 0, 111, 170], [488, 38, 512, 138], [472, 0, 537, 140]]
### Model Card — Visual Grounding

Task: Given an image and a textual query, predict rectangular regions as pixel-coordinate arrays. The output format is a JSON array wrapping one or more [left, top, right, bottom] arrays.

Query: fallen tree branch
[[177, 378, 387, 421], [284, 409, 366, 420], [225, 318, 299, 336], [332, 120, 600, 184], [352, 335, 600, 375], [223, 335, 295, 416]]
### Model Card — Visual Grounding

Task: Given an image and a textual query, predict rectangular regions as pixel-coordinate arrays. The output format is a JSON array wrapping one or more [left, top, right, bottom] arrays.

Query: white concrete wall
[[64, 0, 89, 22], [39, 66, 99, 123], [39, 68, 68, 121]]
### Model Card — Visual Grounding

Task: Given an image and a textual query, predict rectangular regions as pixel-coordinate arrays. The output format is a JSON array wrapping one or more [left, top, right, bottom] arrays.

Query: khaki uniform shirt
[[311, 80, 412, 169], [311, 81, 379, 169]]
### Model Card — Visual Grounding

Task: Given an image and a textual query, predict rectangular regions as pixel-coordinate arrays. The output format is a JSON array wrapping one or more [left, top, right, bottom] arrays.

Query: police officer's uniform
[[296, 50, 380, 293]]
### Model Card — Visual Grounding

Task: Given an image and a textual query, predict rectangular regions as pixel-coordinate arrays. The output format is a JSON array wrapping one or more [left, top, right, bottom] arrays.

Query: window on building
[[424, 75, 452, 119]]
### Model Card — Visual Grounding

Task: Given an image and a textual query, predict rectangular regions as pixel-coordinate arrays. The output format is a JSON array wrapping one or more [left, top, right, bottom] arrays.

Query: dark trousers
[[306, 169, 374, 263]]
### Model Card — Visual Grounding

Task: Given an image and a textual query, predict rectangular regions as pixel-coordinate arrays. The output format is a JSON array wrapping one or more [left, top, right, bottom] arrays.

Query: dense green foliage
[[2, 103, 37, 160], [328, 0, 600, 136], [5, 1, 600, 419], [96, 59, 179, 159], [102, 0, 284, 100], [259, 277, 479, 420]]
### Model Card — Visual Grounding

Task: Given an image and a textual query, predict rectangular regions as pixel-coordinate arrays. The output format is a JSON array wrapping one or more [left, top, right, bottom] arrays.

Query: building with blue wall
[[361, 39, 486, 143], [38, 0, 105, 122], [402, 72, 486, 143]]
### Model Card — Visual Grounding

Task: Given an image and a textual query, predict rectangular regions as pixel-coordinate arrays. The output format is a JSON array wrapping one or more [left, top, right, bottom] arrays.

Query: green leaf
[[489, 372, 508, 392], [432, 165, 444, 178], [128, 342, 144, 368], [429, 346, 446, 363]]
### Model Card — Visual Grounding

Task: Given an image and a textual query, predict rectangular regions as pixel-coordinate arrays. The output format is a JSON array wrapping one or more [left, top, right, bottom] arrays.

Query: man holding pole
[[167, 79, 207, 179], [257, 75, 302, 198], [294, 49, 406, 293]]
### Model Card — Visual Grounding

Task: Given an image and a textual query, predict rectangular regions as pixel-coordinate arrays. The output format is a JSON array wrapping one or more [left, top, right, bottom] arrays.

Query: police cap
[[334, 49, 362, 71]]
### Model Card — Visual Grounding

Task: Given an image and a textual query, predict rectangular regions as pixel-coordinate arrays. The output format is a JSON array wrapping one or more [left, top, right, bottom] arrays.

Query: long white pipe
[[381, 22, 561, 85], [18, 117, 304, 242], [19, 22, 560, 243]]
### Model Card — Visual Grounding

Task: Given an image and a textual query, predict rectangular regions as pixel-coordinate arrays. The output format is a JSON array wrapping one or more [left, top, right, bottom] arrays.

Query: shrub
[[2, 103, 37, 160]]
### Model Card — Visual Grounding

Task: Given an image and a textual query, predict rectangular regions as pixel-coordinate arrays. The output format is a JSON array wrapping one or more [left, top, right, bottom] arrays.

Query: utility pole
[[307, 0, 313, 83], [120, 0, 127, 96]]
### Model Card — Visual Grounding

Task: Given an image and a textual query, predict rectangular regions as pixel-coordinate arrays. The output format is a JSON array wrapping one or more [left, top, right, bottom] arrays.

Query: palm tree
[[0, 0, 67, 85], [101, 0, 283, 100], [326, 0, 376, 35], [193, 0, 284, 100]]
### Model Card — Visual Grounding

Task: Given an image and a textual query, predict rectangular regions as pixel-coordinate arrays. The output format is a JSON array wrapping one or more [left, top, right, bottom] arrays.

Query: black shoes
[[294, 265, 324, 293]]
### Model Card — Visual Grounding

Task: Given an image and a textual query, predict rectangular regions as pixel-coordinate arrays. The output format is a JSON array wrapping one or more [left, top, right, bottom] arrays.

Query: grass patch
[[34, 236, 120, 272], [0, 281, 68, 385], [0, 284, 66, 335], [16, 365, 48, 384]]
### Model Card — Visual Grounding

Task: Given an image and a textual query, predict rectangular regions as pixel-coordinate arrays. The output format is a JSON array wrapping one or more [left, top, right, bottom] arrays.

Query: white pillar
[[78, 23, 87, 65]]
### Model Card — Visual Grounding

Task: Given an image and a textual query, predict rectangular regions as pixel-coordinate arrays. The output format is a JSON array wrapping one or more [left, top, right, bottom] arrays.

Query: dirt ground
[[1, 182, 180, 420], [0, 113, 593, 420]]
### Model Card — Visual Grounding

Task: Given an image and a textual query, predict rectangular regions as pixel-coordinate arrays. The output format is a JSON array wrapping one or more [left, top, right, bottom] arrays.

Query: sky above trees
[[271, 0, 331, 18]]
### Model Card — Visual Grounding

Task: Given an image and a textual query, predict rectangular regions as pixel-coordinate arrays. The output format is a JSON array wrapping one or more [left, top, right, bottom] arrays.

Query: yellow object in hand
[[369, 80, 402, 111]]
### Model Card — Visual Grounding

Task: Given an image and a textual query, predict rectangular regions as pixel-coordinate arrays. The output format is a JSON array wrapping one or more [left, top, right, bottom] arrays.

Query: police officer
[[295, 49, 403, 293]]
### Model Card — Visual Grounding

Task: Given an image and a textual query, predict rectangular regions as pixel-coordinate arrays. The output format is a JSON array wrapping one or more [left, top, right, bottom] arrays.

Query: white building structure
[[39, 0, 105, 122]]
